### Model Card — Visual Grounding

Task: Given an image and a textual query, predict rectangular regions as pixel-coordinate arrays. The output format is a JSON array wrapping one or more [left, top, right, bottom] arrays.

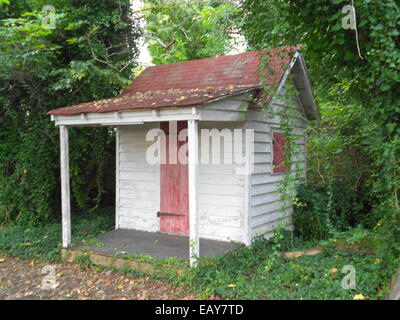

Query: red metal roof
[[48, 47, 297, 116]]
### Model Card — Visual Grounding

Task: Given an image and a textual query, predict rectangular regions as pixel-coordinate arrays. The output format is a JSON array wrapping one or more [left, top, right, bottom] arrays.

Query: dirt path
[[0, 255, 196, 300]]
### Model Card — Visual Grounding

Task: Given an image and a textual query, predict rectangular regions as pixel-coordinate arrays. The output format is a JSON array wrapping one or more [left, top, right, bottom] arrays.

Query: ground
[[0, 255, 196, 300], [0, 218, 393, 300]]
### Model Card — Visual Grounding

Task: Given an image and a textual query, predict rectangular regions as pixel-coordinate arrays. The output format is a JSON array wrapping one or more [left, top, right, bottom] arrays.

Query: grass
[[0, 210, 394, 300]]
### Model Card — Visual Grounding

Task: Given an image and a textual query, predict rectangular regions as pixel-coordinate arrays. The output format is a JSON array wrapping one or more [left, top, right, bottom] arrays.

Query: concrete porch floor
[[73, 229, 242, 259]]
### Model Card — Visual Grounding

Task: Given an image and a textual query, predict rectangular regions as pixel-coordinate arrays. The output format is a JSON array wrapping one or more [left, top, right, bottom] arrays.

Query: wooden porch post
[[115, 126, 120, 230], [188, 119, 199, 267], [60, 125, 71, 248]]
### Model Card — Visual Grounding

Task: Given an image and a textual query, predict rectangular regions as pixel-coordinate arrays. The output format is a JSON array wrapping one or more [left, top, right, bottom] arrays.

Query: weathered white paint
[[197, 122, 246, 243], [269, 51, 300, 109], [116, 121, 247, 244], [188, 119, 199, 267], [59, 126, 71, 248], [243, 121, 253, 246], [296, 53, 317, 118], [115, 127, 120, 229], [247, 85, 308, 241], [114, 91, 307, 245], [200, 95, 250, 122], [117, 124, 160, 232], [52, 107, 200, 126], [51, 94, 253, 126]]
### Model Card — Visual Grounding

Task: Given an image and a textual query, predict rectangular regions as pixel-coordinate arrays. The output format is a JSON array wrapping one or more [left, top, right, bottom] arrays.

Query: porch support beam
[[188, 119, 199, 267], [115, 126, 120, 229], [60, 125, 71, 248]]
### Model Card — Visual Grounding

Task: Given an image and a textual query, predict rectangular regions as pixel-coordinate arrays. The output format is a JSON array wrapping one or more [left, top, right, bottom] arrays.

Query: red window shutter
[[272, 132, 286, 173]]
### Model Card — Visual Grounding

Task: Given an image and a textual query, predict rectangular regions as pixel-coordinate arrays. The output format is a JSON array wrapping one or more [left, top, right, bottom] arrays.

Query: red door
[[159, 121, 189, 235]]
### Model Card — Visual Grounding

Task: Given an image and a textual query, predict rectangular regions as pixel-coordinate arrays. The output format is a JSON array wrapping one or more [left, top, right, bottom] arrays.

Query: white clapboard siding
[[117, 121, 247, 243], [200, 94, 250, 122], [199, 205, 243, 219], [252, 163, 273, 175], [247, 86, 307, 241], [251, 215, 292, 239], [114, 90, 307, 244], [197, 121, 247, 242], [251, 208, 293, 228], [117, 123, 160, 232]]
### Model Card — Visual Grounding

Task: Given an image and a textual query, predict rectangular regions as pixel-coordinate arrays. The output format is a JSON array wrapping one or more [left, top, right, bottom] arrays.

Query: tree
[[136, 0, 240, 64], [0, 0, 140, 224], [241, 0, 400, 273]]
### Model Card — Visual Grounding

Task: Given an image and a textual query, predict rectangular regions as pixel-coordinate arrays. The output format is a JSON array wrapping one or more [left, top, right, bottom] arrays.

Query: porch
[[73, 229, 241, 259], [58, 118, 203, 267]]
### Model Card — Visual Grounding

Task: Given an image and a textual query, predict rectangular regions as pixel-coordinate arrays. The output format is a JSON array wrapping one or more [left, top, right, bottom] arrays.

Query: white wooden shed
[[48, 47, 317, 265]]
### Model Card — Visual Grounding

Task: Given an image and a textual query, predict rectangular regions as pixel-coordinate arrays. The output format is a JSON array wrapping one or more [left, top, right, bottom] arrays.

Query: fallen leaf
[[176, 96, 188, 101]]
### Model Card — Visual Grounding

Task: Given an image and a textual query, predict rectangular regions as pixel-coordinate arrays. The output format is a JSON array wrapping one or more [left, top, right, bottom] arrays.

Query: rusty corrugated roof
[[48, 47, 296, 116]]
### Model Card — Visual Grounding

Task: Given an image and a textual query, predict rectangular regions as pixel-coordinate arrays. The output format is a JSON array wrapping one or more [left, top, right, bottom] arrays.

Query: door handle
[[157, 211, 185, 218]]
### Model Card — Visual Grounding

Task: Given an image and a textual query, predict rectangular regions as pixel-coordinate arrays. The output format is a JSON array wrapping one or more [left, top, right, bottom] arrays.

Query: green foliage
[[175, 231, 388, 299], [0, 208, 392, 299], [241, 0, 400, 272], [73, 253, 94, 269], [305, 86, 381, 230], [141, 0, 239, 64], [0, 207, 114, 262], [0, 0, 139, 224], [293, 184, 330, 240]]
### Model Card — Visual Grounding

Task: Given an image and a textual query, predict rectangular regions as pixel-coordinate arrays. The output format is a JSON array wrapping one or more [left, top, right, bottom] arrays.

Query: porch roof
[[48, 47, 297, 116]]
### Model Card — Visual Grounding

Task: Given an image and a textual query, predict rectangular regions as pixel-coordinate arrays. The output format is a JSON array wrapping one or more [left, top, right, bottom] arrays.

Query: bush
[[0, 1, 137, 225], [304, 101, 380, 231], [293, 184, 330, 240]]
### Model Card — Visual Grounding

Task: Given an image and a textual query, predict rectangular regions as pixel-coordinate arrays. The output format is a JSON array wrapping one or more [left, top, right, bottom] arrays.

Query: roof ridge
[[145, 50, 260, 68]]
